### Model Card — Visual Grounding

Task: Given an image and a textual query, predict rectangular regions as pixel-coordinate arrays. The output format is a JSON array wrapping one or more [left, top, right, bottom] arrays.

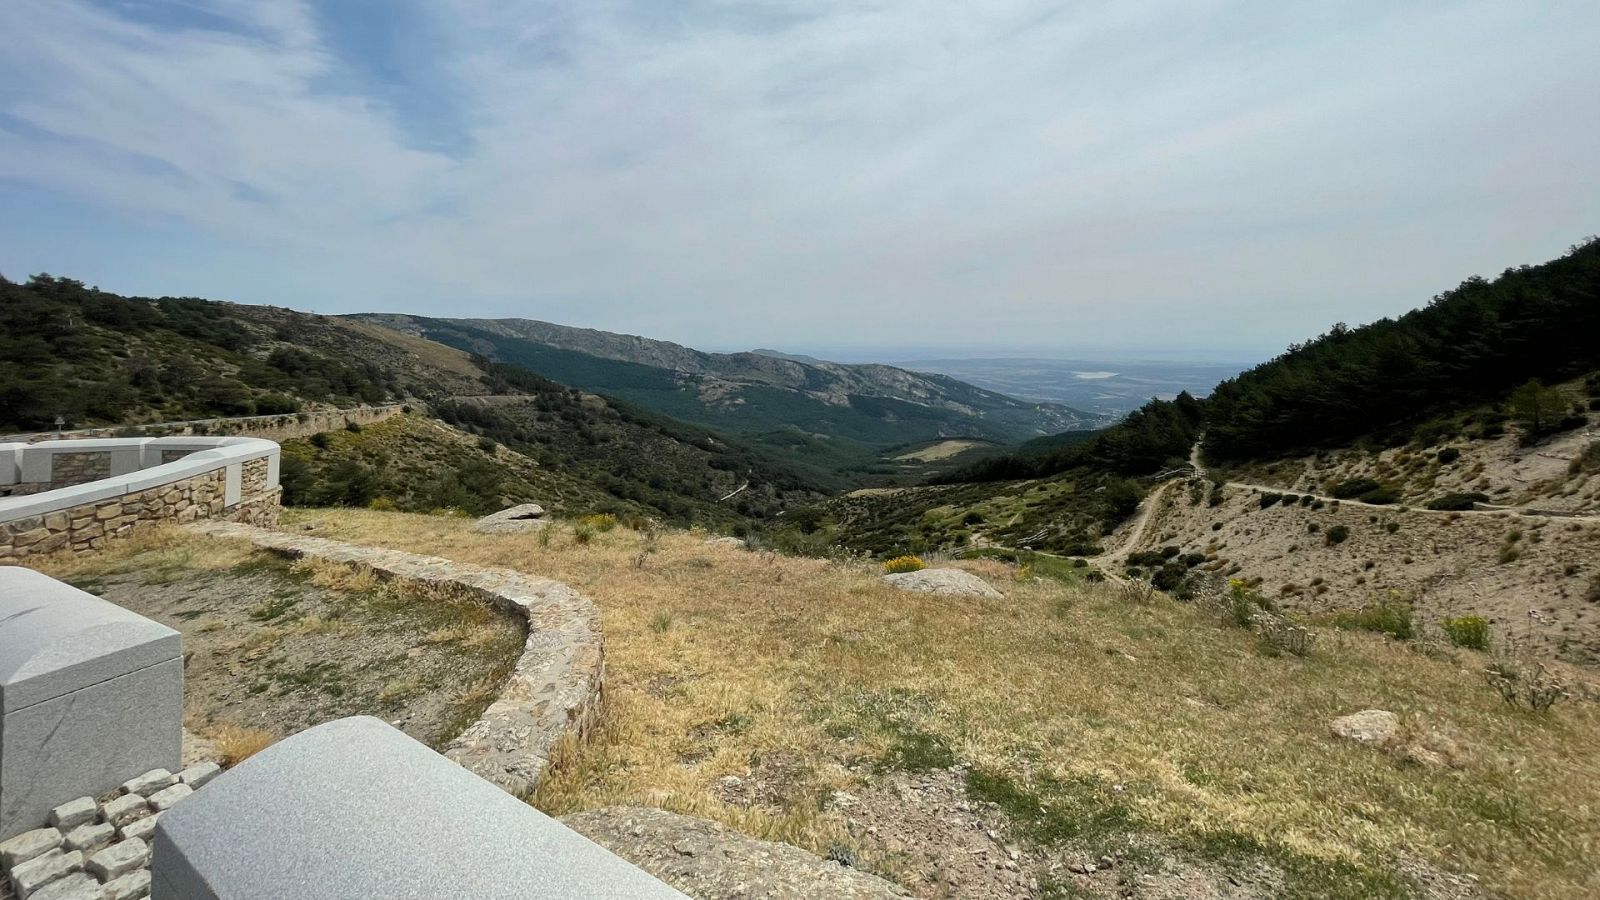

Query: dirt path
[[1088, 477, 1187, 572], [1196, 440, 1599, 521], [1097, 441, 1600, 575]]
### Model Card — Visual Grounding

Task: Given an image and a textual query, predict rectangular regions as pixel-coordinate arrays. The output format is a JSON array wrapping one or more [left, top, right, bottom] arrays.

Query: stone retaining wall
[[0, 404, 407, 445], [0, 438, 281, 562], [47, 453, 113, 490], [189, 522, 605, 797]]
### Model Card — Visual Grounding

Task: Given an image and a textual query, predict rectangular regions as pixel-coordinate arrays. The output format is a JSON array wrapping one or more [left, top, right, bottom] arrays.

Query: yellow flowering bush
[[883, 555, 926, 574]]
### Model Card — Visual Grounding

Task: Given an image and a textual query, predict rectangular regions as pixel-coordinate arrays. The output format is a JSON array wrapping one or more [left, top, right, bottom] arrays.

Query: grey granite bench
[[151, 717, 687, 899], [0, 568, 183, 841]]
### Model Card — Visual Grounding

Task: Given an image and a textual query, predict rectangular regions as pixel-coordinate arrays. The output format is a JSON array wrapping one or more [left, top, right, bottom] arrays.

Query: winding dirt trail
[[1091, 441, 1599, 572]]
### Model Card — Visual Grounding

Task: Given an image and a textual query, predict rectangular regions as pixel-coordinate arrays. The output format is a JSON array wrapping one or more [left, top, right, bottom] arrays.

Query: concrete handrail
[[0, 437, 279, 523]]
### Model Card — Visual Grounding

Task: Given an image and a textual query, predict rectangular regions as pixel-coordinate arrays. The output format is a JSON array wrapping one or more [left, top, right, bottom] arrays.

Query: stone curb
[[186, 522, 605, 797]]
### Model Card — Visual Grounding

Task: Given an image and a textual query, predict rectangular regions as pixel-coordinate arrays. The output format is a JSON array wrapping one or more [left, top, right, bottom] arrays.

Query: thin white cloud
[[1, 0, 1597, 354]]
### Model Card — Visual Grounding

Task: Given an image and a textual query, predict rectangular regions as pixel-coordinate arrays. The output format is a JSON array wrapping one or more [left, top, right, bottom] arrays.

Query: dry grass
[[201, 723, 278, 767], [93, 510, 1597, 896], [29, 524, 261, 581], [892, 439, 985, 462], [282, 507, 1600, 897], [333, 317, 485, 379]]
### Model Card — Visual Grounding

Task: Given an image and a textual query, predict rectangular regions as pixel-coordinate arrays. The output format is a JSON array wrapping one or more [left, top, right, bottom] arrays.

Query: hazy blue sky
[[2, 1, 1596, 359]]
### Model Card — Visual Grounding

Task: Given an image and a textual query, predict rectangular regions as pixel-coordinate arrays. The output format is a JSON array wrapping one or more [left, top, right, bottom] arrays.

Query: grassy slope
[[815, 470, 1138, 557], [279, 413, 627, 517], [290, 507, 1600, 899], [279, 411, 822, 528]]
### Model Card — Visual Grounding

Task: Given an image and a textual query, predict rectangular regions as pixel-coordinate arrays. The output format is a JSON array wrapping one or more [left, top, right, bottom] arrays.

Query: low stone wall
[[0, 404, 407, 445], [188, 523, 605, 797], [0, 438, 281, 562]]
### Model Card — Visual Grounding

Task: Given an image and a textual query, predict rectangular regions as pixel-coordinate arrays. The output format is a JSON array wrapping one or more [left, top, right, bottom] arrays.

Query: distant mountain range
[[353, 315, 1111, 463]]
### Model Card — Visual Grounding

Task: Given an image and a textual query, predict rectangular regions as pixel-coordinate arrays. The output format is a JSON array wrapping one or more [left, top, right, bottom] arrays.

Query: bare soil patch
[[36, 532, 523, 752]]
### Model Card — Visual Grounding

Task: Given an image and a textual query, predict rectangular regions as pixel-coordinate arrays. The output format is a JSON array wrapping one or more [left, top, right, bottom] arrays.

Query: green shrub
[[1384, 521, 1400, 534], [1280, 494, 1299, 506], [1127, 550, 1168, 568], [1425, 492, 1490, 511], [1326, 600, 1414, 640], [1151, 563, 1187, 591], [1498, 545, 1521, 565], [883, 555, 926, 574], [1259, 492, 1283, 508], [581, 513, 618, 533], [1330, 478, 1380, 500], [254, 393, 301, 415], [1436, 446, 1461, 464], [1587, 574, 1600, 603], [1441, 616, 1490, 651], [1358, 486, 1400, 505], [1325, 525, 1350, 545]]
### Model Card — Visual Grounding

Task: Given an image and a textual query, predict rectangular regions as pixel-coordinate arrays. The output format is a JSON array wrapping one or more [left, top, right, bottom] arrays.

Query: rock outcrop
[[1329, 709, 1399, 745], [883, 568, 1002, 599], [473, 504, 549, 534]]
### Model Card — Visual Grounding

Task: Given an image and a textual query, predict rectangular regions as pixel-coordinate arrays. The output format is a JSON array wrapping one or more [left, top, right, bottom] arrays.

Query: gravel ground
[[65, 552, 522, 749]]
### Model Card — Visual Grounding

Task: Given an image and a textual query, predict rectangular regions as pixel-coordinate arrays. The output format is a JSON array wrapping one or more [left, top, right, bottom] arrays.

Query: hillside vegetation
[[0, 275, 827, 528], [0, 274, 479, 430], [1205, 238, 1600, 461], [785, 393, 1202, 559], [813, 241, 1600, 564], [355, 314, 1103, 482]]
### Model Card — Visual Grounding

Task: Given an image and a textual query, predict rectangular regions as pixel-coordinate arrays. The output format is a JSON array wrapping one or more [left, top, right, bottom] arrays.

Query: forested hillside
[[0, 274, 825, 526], [0, 274, 474, 430], [354, 315, 1105, 458], [798, 240, 1600, 560], [1204, 237, 1600, 460]]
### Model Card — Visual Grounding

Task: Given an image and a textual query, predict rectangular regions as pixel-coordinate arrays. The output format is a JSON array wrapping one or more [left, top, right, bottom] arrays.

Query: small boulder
[[1329, 709, 1399, 746], [474, 504, 549, 534], [883, 568, 1002, 599]]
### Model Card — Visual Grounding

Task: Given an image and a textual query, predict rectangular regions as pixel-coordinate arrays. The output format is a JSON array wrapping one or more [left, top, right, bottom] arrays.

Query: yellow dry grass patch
[[199, 722, 277, 767], [31, 524, 260, 582], [892, 440, 985, 462], [333, 317, 484, 379], [274, 510, 1600, 896]]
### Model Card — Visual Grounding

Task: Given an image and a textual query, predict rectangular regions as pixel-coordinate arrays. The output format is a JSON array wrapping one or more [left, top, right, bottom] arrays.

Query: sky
[[2, 1, 1597, 361]]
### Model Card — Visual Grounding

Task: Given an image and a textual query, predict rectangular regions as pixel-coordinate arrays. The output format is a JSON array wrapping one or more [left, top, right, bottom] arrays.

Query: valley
[[896, 357, 1246, 418], [3, 238, 1600, 899]]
